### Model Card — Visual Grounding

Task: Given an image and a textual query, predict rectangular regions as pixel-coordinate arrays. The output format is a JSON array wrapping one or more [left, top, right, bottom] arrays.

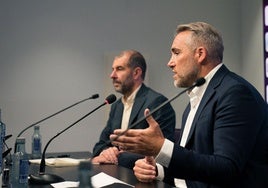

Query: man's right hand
[[133, 156, 157, 183], [91, 147, 121, 164]]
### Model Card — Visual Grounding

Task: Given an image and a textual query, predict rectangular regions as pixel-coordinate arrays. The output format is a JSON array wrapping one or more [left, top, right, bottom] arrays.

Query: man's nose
[[110, 70, 116, 78], [167, 58, 174, 68]]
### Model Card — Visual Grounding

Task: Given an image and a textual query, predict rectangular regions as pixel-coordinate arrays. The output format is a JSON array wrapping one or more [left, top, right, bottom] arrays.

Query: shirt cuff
[[156, 163, 164, 181], [155, 139, 174, 168]]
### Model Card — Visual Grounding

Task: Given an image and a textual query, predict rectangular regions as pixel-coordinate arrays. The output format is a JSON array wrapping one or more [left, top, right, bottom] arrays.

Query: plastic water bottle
[[10, 137, 29, 187], [78, 161, 93, 188], [31, 125, 42, 159], [0, 109, 5, 186]]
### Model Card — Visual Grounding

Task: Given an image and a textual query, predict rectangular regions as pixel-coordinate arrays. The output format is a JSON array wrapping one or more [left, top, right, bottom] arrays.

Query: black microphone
[[28, 94, 117, 185], [3, 134, 12, 159], [2, 148, 12, 159], [4, 134, 12, 141], [109, 78, 205, 143], [14, 94, 99, 153]]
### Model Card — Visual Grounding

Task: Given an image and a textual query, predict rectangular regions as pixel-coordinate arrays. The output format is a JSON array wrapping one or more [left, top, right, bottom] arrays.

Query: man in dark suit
[[92, 50, 175, 168], [110, 22, 268, 187]]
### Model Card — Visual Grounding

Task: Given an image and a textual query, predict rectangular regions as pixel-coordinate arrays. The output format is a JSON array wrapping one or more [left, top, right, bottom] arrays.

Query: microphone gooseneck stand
[[28, 94, 116, 185]]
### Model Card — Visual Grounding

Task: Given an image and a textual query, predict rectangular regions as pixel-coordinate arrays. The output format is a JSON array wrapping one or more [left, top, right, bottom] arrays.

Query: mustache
[[113, 80, 121, 84]]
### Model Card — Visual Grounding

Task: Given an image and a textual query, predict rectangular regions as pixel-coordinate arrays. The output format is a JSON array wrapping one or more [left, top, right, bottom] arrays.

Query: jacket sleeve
[[92, 105, 115, 157]]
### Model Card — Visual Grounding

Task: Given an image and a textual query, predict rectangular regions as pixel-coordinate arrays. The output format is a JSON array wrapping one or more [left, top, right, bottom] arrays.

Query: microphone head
[[91, 94, 99, 99], [4, 134, 12, 141], [194, 77, 206, 87], [105, 94, 117, 104]]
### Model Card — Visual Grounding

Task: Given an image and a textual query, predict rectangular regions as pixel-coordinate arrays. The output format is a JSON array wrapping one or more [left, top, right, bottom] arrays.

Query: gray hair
[[176, 22, 224, 63]]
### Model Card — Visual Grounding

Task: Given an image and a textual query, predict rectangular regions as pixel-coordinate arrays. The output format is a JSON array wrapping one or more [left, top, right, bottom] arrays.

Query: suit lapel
[[128, 84, 147, 126], [185, 65, 229, 145], [114, 101, 124, 129], [185, 89, 215, 144]]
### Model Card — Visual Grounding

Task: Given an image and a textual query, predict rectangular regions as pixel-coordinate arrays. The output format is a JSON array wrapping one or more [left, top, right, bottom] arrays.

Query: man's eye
[[174, 51, 179, 55], [117, 67, 123, 71], [171, 49, 180, 55]]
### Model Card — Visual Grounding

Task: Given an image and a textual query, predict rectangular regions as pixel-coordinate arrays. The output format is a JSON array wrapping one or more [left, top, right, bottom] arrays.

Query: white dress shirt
[[121, 85, 141, 130]]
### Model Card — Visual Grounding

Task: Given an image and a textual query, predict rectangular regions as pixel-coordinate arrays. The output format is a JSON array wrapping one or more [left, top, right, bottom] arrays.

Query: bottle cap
[[16, 137, 26, 144]]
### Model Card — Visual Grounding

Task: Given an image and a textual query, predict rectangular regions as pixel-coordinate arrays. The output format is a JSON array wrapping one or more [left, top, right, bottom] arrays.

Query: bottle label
[[19, 159, 29, 183], [33, 138, 41, 151]]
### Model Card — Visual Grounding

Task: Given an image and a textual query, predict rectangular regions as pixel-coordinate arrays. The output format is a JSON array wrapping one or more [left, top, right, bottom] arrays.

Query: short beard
[[173, 69, 199, 88], [119, 77, 135, 96], [121, 83, 134, 95]]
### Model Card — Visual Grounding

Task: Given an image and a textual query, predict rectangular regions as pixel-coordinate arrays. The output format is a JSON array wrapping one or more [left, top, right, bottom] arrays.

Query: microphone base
[[28, 173, 65, 185]]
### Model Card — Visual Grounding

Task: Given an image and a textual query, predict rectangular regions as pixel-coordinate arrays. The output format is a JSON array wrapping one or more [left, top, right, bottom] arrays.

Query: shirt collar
[[121, 85, 142, 105], [188, 63, 223, 101]]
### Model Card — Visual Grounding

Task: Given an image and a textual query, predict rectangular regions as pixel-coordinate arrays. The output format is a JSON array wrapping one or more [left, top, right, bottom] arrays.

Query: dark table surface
[[24, 151, 173, 188]]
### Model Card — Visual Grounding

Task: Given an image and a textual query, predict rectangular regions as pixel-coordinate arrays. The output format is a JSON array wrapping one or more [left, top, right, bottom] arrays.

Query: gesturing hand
[[110, 109, 165, 157]]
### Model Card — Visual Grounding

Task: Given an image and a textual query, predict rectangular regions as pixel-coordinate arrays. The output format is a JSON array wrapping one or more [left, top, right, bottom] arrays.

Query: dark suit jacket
[[163, 65, 268, 188], [93, 84, 176, 168]]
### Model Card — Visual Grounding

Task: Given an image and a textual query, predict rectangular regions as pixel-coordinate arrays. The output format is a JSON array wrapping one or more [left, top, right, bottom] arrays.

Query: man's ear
[[195, 47, 207, 64], [133, 67, 142, 79]]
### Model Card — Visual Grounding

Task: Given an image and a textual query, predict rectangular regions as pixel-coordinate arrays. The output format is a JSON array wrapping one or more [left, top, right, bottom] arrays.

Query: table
[[26, 152, 173, 188]]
